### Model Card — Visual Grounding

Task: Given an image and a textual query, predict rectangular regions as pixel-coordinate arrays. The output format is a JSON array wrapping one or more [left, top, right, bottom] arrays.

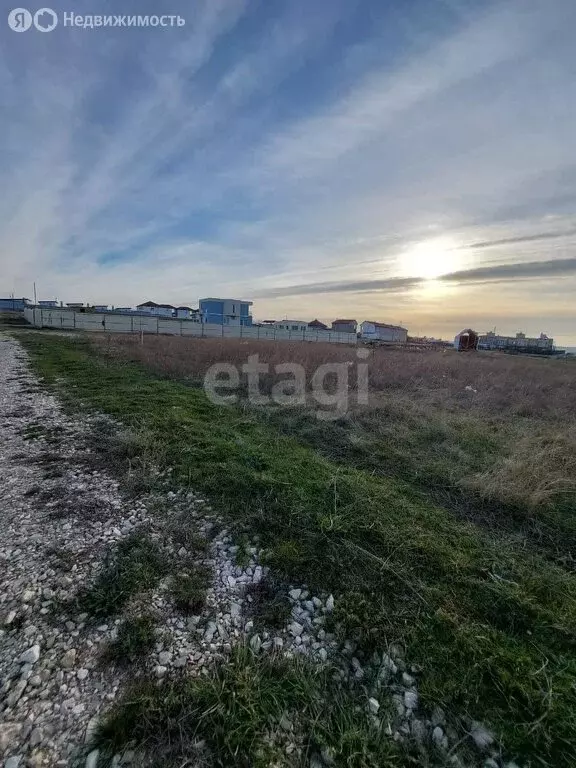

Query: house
[[332, 319, 357, 334], [176, 306, 200, 321], [308, 319, 328, 330], [136, 301, 175, 317], [0, 297, 30, 312], [199, 298, 253, 326], [274, 320, 309, 333], [38, 300, 58, 308], [477, 330, 554, 354], [360, 321, 408, 343]]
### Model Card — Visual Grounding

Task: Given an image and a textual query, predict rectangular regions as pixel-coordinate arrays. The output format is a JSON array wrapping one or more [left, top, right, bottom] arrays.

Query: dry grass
[[93, 333, 576, 418], [462, 427, 576, 509]]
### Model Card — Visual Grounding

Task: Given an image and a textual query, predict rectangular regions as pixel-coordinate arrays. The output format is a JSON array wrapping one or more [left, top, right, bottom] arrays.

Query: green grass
[[258, 405, 576, 562], [170, 566, 210, 614], [20, 421, 65, 443], [105, 614, 158, 663], [74, 531, 169, 618], [95, 645, 404, 768], [17, 332, 576, 767], [248, 579, 292, 630]]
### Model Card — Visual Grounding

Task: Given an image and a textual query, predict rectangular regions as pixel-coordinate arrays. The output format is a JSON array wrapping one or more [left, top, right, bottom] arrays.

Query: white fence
[[24, 308, 357, 345]]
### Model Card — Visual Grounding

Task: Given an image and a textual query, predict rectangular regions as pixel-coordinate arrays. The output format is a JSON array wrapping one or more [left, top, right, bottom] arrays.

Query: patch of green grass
[[20, 421, 65, 443], [235, 535, 252, 569], [94, 645, 404, 768], [247, 579, 292, 630], [75, 531, 169, 618], [168, 515, 208, 556], [105, 615, 157, 663], [85, 421, 165, 496], [170, 566, 209, 614], [17, 332, 576, 766]]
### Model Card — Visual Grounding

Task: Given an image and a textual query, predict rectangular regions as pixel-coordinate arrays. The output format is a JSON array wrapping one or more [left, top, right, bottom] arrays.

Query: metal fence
[[23, 307, 357, 345]]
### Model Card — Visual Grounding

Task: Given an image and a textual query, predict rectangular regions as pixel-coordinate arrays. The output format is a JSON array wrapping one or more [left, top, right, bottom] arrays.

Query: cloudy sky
[[1, 0, 575, 343]]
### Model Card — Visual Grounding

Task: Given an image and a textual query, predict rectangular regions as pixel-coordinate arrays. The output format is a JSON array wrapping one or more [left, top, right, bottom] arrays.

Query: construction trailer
[[454, 329, 479, 351]]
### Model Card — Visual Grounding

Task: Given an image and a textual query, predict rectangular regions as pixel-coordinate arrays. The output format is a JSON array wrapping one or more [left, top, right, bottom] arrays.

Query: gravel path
[[0, 336, 152, 766]]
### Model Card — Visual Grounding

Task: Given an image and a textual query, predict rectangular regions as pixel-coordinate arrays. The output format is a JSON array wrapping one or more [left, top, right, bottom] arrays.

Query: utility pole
[[33, 282, 37, 305]]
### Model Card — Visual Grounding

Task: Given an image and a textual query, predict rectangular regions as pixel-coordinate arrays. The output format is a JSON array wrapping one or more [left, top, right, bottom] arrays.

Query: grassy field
[[15, 331, 576, 767]]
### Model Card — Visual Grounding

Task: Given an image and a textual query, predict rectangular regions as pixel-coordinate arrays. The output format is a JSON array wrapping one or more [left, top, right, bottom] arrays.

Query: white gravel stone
[[19, 644, 40, 664], [289, 621, 304, 637], [62, 649, 77, 669], [85, 750, 100, 768], [404, 690, 418, 710], [368, 697, 380, 714], [432, 726, 445, 748], [471, 723, 494, 751], [249, 634, 262, 653], [5, 757, 23, 768], [30, 728, 43, 747], [7, 680, 27, 707]]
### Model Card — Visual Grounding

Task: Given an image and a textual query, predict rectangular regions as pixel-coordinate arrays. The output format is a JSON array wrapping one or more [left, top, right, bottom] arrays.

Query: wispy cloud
[[253, 257, 576, 298], [459, 229, 576, 250]]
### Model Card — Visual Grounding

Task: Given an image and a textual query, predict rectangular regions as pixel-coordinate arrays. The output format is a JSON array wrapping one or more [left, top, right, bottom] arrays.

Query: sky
[[1, 0, 575, 344]]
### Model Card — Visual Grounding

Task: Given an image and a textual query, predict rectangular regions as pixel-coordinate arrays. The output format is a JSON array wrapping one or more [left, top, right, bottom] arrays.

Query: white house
[[360, 321, 408, 343], [136, 301, 175, 317], [176, 306, 200, 321], [273, 320, 309, 332], [478, 331, 554, 353]]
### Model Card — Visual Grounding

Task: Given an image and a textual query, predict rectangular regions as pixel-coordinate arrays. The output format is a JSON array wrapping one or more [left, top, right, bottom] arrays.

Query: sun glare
[[400, 237, 461, 280]]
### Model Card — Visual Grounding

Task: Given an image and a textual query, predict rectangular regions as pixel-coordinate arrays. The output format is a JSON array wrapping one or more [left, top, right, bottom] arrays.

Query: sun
[[399, 236, 461, 280]]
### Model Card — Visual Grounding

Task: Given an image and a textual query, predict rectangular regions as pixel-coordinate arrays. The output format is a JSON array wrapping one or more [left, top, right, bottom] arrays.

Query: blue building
[[0, 297, 30, 311], [199, 298, 253, 326]]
